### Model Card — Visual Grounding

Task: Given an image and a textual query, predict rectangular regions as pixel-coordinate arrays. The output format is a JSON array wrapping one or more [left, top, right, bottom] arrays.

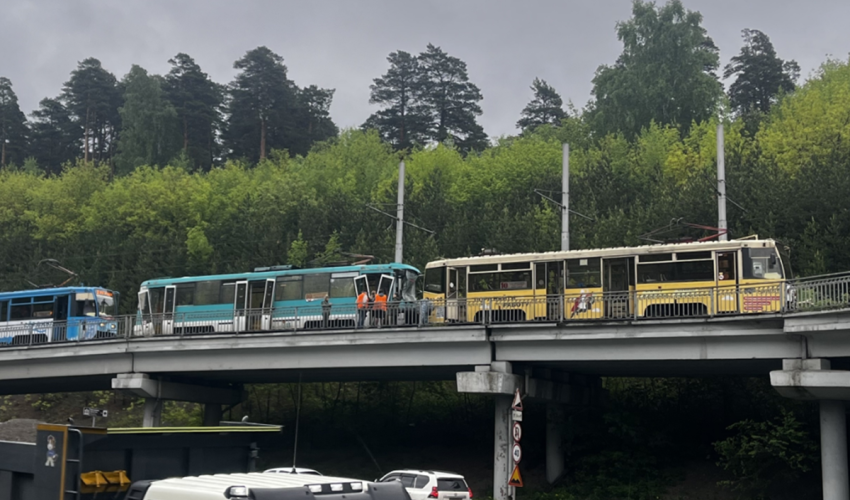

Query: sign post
[[509, 388, 524, 488], [83, 407, 108, 427]]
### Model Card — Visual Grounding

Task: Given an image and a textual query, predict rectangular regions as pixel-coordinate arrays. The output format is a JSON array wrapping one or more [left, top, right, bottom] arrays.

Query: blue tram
[[136, 263, 420, 334], [0, 287, 120, 344]]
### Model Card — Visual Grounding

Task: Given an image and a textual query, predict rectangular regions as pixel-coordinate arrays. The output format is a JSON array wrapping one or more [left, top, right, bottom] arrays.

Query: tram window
[[304, 273, 330, 300], [330, 276, 357, 298], [639, 263, 674, 283], [502, 262, 530, 270], [536, 263, 546, 289], [677, 251, 712, 260], [0, 301, 6, 322], [33, 301, 54, 318], [640, 253, 673, 263], [743, 248, 783, 279], [195, 281, 221, 305], [176, 285, 195, 306], [639, 261, 714, 283], [275, 276, 303, 301], [10, 303, 33, 321], [566, 258, 601, 289], [11, 297, 30, 304], [220, 283, 236, 305], [469, 271, 531, 292], [424, 268, 446, 294], [470, 264, 498, 272]]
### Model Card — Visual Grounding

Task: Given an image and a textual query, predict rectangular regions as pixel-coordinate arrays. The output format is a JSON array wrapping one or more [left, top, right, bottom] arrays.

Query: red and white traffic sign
[[512, 421, 522, 442], [511, 388, 523, 411], [511, 442, 522, 464]]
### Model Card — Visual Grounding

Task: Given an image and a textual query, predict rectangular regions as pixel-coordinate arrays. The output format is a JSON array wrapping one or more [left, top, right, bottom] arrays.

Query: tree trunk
[[84, 106, 91, 163], [1, 140, 5, 166], [183, 116, 189, 152], [260, 117, 266, 160]]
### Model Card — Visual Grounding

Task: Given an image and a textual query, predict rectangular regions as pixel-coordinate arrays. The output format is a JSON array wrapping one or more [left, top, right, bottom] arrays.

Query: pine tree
[[29, 98, 80, 174], [223, 47, 297, 162], [418, 44, 488, 153], [115, 65, 181, 175], [293, 85, 338, 155], [724, 29, 799, 116], [61, 58, 122, 162], [0, 77, 29, 167], [163, 53, 224, 171], [364, 51, 429, 150], [517, 78, 566, 132]]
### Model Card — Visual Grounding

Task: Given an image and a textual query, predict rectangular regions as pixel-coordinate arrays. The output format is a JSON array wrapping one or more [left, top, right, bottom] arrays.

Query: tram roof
[[425, 238, 778, 268], [141, 263, 420, 287], [0, 286, 114, 299]]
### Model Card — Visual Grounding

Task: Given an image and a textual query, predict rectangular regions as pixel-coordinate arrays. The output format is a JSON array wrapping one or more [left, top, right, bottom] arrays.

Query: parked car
[[264, 466, 323, 475], [377, 470, 471, 500]]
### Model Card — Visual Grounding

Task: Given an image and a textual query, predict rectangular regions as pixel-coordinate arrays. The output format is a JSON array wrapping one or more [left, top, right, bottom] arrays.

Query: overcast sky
[[2, 0, 849, 138]]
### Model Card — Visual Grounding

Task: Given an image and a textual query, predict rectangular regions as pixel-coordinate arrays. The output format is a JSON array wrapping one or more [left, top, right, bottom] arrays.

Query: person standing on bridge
[[322, 295, 331, 329], [374, 290, 388, 328], [356, 289, 369, 329]]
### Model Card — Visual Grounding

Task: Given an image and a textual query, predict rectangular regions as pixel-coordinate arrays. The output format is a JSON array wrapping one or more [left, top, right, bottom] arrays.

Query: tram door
[[603, 258, 632, 318], [247, 279, 275, 330], [53, 295, 70, 342], [233, 281, 248, 332], [716, 252, 739, 314], [162, 285, 176, 334], [446, 267, 466, 322]]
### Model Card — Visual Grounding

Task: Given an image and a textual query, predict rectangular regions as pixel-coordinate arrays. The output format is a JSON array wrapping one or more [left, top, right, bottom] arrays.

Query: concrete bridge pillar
[[113, 373, 244, 428], [546, 404, 565, 484], [493, 394, 513, 500], [820, 400, 849, 500], [143, 398, 163, 427], [771, 359, 850, 500]]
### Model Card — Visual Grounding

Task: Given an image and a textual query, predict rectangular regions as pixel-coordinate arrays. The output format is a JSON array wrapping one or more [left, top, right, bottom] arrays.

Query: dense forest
[[0, 0, 848, 498]]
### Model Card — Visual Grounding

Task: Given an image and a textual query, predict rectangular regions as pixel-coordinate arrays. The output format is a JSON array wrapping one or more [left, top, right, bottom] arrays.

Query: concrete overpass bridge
[[1, 273, 849, 499]]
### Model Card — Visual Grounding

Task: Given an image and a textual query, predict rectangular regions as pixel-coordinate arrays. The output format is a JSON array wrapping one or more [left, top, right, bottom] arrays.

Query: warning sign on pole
[[511, 388, 523, 411], [508, 465, 523, 487]]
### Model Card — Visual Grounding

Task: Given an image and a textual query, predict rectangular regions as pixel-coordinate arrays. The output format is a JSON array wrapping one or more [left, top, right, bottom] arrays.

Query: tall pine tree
[[418, 44, 488, 153], [293, 85, 338, 154], [364, 50, 429, 151], [724, 29, 799, 116], [163, 53, 223, 171], [115, 65, 180, 175], [517, 78, 566, 132], [223, 46, 296, 162], [61, 58, 122, 162], [29, 98, 80, 174], [0, 77, 29, 167]]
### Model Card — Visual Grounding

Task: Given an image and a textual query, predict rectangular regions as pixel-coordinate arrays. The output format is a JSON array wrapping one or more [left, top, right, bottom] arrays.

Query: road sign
[[508, 465, 523, 487], [511, 410, 523, 422], [512, 422, 522, 442], [511, 388, 523, 411], [511, 443, 522, 463], [82, 407, 108, 418]]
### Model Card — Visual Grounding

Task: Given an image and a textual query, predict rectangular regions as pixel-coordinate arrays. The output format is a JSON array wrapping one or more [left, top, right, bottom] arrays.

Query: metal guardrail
[[0, 273, 849, 347]]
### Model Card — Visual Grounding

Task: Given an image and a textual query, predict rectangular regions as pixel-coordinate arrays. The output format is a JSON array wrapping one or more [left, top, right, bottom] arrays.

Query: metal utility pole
[[562, 143, 570, 251], [395, 160, 405, 263], [717, 123, 728, 241]]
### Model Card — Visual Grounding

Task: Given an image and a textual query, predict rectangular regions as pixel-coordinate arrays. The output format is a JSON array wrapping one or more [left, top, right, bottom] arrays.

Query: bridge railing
[[1, 273, 849, 346]]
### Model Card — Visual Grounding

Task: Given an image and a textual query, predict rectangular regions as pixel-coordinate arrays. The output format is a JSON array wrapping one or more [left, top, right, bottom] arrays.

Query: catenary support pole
[[562, 143, 569, 252], [494, 395, 512, 500], [143, 398, 162, 427], [395, 160, 405, 263], [203, 403, 223, 426], [820, 400, 849, 500], [546, 404, 565, 484], [717, 122, 728, 241]]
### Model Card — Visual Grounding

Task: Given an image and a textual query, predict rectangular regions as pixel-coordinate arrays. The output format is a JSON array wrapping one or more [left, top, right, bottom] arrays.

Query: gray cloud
[[2, 0, 848, 139]]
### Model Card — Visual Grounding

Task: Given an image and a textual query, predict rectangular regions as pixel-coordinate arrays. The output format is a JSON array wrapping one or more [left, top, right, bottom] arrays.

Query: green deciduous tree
[[61, 58, 122, 162], [163, 53, 224, 171], [724, 29, 799, 118], [0, 77, 29, 167], [29, 98, 80, 174], [517, 78, 566, 132], [588, 0, 722, 139], [115, 65, 181, 175], [364, 51, 429, 151]]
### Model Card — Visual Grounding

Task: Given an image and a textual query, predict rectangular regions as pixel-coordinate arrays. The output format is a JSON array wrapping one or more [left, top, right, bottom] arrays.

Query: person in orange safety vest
[[374, 291, 388, 327], [356, 290, 369, 329]]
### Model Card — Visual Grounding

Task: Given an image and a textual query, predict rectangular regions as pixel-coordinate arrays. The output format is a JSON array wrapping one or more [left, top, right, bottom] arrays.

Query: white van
[[123, 472, 411, 500]]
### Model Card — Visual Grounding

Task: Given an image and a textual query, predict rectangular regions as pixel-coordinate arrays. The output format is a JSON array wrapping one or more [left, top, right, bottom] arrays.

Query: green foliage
[[588, 0, 722, 139], [0, 77, 30, 167], [61, 58, 121, 162], [714, 410, 818, 498], [289, 230, 308, 267]]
